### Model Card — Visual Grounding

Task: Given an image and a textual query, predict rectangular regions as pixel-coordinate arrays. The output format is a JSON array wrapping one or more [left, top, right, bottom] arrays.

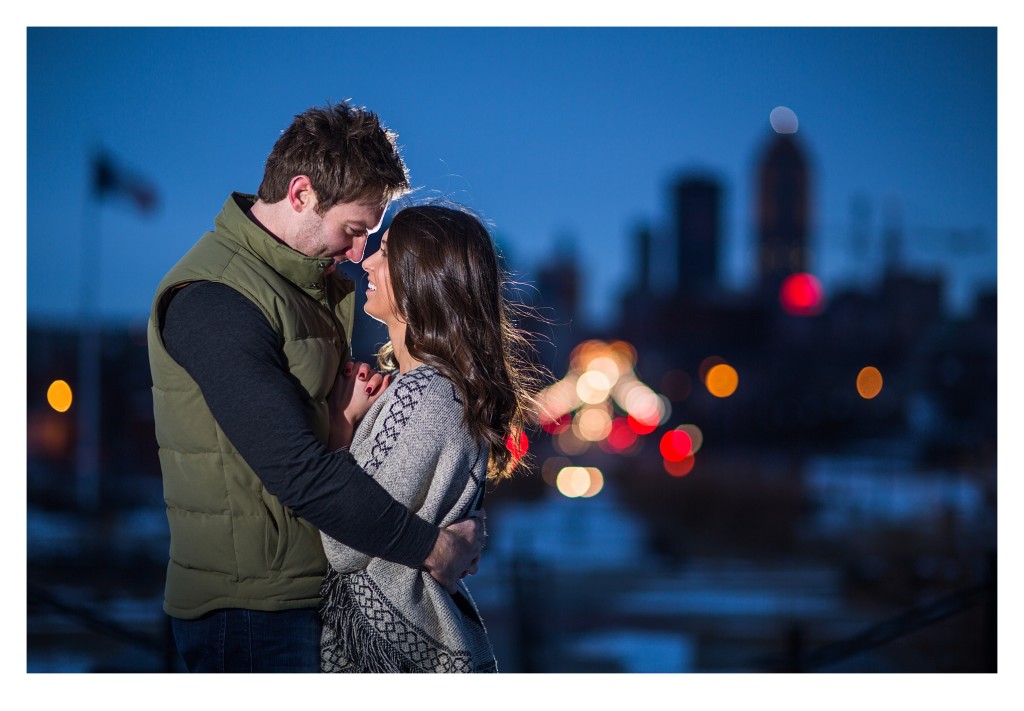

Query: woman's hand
[[328, 361, 392, 450]]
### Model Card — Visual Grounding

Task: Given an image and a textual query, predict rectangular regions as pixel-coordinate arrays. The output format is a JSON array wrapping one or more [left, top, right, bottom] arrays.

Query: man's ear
[[287, 175, 316, 213]]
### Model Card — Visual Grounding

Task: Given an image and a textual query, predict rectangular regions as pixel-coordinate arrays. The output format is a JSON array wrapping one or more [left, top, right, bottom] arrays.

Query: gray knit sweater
[[320, 365, 497, 673]]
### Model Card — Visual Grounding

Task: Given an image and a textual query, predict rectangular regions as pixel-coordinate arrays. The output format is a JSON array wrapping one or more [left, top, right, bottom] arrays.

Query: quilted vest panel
[[148, 194, 355, 619]]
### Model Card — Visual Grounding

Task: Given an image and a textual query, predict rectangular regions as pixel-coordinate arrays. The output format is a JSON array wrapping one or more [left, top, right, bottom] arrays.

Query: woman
[[319, 204, 538, 673]]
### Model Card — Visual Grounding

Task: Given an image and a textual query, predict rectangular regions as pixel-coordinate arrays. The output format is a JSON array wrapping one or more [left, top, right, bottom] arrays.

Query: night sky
[[25, 25, 998, 328]]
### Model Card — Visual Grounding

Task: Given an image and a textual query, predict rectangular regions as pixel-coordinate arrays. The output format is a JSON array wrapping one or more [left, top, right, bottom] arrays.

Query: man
[[147, 102, 483, 672]]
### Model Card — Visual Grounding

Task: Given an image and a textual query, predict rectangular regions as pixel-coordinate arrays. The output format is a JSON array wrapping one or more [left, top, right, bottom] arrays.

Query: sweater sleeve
[[160, 280, 439, 569]]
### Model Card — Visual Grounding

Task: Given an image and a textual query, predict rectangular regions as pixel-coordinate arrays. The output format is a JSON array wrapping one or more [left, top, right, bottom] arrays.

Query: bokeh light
[[570, 339, 614, 372], [582, 467, 605, 497], [506, 431, 529, 460], [574, 407, 613, 442], [705, 364, 739, 398], [541, 456, 572, 487], [538, 338, 671, 460], [615, 379, 669, 426], [577, 370, 612, 404], [664, 455, 696, 477], [557, 466, 605, 498], [555, 428, 590, 456], [857, 366, 884, 399], [769, 106, 799, 134], [535, 376, 581, 426], [626, 414, 658, 435], [47, 379, 73, 413], [676, 424, 704, 455], [556, 466, 590, 497], [659, 429, 693, 462], [605, 417, 638, 451], [587, 356, 621, 386], [540, 413, 571, 435], [606, 340, 637, 371], [779, 273, 825, 316], [698, 355, 726, 383]]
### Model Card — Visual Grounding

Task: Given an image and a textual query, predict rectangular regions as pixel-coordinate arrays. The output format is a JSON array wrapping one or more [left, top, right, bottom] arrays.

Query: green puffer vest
[[148, 193, 355, 619]]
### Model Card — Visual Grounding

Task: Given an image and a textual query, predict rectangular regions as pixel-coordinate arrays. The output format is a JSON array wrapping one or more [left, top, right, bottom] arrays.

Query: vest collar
[[215, 192, 336, 299]]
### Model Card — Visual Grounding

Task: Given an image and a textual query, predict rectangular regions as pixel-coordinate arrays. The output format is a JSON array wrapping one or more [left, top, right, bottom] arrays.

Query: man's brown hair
[[258, 101, 411, 213]]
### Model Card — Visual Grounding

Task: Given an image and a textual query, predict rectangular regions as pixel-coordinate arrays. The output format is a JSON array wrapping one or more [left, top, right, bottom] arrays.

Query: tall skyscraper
[[756, 133, 810, 291]]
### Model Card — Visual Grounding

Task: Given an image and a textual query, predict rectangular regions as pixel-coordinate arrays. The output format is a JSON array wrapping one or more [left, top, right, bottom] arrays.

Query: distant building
[[633, 221, 652, 295], [671, 175, 721, 294], [756, 133, 811, 292], [533, 238, 582, 372]]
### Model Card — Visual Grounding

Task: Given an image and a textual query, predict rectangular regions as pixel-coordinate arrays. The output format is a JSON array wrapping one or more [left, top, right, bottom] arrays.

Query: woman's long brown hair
[[376, 204, 542, 481]]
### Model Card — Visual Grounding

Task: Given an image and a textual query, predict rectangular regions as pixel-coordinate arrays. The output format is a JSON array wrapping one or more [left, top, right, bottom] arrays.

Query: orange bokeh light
[[47, 379, 73, 413], [705, 364, 739, 398], [698, 356, 726, 383], [857, 366, 884, 399]]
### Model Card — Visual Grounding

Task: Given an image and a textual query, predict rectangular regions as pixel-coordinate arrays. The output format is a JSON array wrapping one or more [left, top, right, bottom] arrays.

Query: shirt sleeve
[[160, 279, 438, 569]]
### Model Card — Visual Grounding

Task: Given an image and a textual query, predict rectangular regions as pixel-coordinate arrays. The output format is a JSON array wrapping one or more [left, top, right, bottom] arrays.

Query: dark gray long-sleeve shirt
[[160, 280, 438, 569]]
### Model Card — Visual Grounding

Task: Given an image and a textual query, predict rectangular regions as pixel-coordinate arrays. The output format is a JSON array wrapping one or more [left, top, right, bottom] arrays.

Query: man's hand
[[423, 512, 486, 593], [328, 360, 391, 450]]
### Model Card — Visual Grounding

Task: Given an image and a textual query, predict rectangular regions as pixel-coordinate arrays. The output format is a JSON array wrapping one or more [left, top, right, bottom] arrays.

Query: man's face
[[294, 197, 386, 264]]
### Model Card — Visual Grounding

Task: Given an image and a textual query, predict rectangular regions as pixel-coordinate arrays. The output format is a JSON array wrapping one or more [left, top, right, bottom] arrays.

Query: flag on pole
[[92, 150, 159, 214]]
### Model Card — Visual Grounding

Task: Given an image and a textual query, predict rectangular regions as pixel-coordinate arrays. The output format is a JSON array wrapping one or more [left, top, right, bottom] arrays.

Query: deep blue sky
[[25, 26, 997, 327]]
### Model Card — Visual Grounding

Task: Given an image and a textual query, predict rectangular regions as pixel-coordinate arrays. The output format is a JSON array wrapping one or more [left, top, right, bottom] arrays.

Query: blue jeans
[[171, 608, 321, 672]]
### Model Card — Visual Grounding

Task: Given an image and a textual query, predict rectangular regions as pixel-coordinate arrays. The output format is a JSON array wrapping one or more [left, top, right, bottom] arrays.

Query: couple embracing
[[148, 102, 539, 673]]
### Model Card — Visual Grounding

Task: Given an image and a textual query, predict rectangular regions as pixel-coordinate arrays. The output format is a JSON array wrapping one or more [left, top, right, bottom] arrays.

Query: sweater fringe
[[321, 567, 420, 673]]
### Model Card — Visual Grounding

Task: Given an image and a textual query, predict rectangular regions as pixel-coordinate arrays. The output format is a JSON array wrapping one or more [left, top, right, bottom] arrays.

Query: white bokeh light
[[770, 106, 799, 134]]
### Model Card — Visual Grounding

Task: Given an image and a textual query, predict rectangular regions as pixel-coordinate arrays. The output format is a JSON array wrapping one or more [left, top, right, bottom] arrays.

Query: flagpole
[[77, 160, 102, 512], [75, 148, 157, 512]]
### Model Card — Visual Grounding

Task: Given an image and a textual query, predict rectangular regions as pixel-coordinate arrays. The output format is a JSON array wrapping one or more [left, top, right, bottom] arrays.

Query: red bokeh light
[[540, 414, 571, 435], [659, 430, 693, 462], [779, 273, 825, 316], [606, 417, 638, 451], [627, 414, 658, 435], [664, 455, 696, 477], [506, 431, 529, 459]]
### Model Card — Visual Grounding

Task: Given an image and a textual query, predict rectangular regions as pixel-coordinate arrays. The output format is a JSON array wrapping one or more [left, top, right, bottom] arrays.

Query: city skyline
[[25, 26, 997, 327]]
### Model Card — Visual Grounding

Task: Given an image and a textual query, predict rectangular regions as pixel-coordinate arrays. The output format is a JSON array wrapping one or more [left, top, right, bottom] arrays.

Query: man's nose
[[350, 234, 369, 263]]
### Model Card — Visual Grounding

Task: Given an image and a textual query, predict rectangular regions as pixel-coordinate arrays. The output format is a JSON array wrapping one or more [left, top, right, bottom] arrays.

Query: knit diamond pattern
[[365, 367, 434, 474]]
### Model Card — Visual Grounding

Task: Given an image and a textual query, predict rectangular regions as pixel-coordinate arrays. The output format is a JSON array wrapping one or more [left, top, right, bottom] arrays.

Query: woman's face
[[361, 229, 401, 326]]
